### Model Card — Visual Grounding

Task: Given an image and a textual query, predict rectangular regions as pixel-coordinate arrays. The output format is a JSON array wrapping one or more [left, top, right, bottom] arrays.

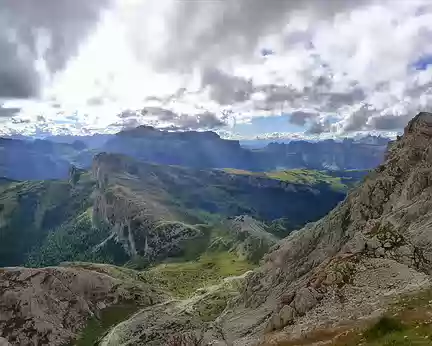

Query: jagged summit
[[405, 111, 432, 135]]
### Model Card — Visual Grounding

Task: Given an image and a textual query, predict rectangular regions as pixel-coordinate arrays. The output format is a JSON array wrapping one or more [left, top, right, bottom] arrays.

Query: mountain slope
[[257, 137, 387, 170], [213, 111, 432, 345], [91, 153, 350, 262], [101, 125, 387, 171], [0, 173, 98, 267], [102, 125, 257, 170], [0, 138, 93, 180], [0, 128, 386, 181], [0, 152, 357, 268]]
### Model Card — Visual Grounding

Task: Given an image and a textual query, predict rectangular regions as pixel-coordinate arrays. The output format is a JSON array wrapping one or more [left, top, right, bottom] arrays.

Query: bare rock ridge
[[0, 265, 167, 346], [217, 112, 432, 344]]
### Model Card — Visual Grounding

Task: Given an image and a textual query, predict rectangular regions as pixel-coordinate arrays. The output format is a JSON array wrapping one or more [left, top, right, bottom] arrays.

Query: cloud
[[368, 113, 414, 130], [342, 105, 372, 132], [0, 0, 110, 98], [289, 111, 317, 126], [141, 107, 178, 121], [306, 120, 331, 134], [117, 107, 225, 131], [1, 0, 432, 137], [0, 106, 21, 118], [201, 68, 253, 105], [176, 111, 225, 130], [155, 0, 371, 70]]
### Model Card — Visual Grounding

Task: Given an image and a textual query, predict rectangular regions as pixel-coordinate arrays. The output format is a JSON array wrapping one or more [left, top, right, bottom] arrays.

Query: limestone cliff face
[[213, 112, 432, 344], [91, 153, 187, 260], [0, 265, 167, 346]]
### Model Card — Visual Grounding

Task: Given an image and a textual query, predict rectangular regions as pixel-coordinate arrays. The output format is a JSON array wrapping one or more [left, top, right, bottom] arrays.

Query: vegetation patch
[[26, 208, 120, 267], [363, 316, 405, 340], [224, 168, 367, 192], [142, 251, 254, 298], [0, 177, 96, 267], [74, 304, 139, 346], [194, 290, 238, 322]]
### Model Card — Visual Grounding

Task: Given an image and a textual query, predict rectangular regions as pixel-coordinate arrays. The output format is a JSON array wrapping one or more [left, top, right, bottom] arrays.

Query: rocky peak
[[404, 111, 432, 136]]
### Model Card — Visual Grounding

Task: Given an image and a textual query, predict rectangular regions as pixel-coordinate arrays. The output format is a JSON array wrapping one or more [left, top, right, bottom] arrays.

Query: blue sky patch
[[233, 114, 305, 137], [412, 55, 432, 70], [260, 48, 274, 57]]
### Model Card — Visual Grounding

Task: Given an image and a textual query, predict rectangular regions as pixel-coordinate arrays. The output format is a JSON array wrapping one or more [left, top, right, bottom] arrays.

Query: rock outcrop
[[223, 216, 278, 264], [0, 265, 167, 346]]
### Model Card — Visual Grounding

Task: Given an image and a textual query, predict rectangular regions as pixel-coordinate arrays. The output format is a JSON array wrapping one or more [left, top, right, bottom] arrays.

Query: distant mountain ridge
[[0, 126, 389, 180], [0, 137, 93, 180], [259, 137, 387, 170]]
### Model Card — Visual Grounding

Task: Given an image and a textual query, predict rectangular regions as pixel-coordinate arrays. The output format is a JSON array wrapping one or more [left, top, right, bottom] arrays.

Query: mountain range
[[0, 126, 388, 180]]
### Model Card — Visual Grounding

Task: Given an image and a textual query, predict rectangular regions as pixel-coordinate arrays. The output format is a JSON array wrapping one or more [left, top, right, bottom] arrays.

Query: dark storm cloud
[[0, 0, 110, 98], [157, 0, 371, 70], [201, 68, 253, 105]]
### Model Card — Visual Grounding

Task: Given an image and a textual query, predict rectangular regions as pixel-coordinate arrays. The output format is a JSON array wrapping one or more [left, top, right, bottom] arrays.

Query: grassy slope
[[142, 251, 254, 298], [74, 304, 139, 346], [102, 157, 351, 236], [224, 168, 368, 192], [0, 174, 121, 267], [0, 176, 91, 266], [70, 252, 254, 345], [61, 262, 166, 346]]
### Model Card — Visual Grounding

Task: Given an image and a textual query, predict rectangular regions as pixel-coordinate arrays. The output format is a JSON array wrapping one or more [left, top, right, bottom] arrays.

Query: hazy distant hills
[[0, 126, 389, 180]]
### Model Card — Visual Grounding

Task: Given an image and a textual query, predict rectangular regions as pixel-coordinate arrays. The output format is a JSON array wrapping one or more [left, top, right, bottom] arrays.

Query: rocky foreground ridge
[[0, 265, 167, 345]]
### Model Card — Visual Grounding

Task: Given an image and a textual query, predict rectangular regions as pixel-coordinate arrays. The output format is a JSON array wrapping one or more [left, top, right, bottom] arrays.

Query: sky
[[0, 0, 432, 139]]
